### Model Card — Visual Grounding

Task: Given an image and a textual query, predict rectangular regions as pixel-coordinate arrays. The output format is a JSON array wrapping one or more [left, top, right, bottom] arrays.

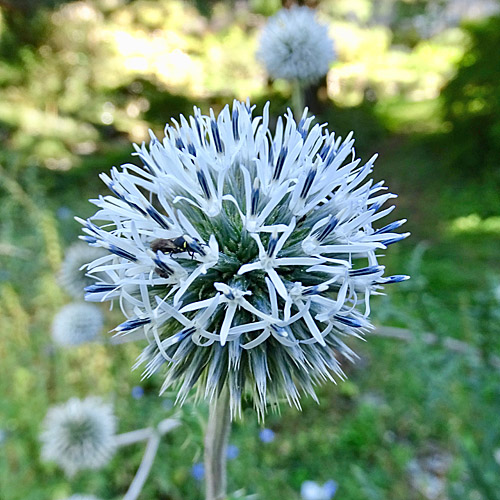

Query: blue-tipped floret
[[349, 265, 384, 277], [297, 118, 307, 139], [300, 165, 317, 199], [196, 168, 212, 200], [268, 143, 274, 167], [232, 108, 240, 141], [250, 178, 260, 216], [116, 317, 151, 332], [85, 284, 117, 294], [379, 275, 410, 284], [108, 244, 137, 262], [106, 180, 147, 216], [334, 315, 363, 328], [374, 219, 407, 235], [267, 232, 279, 257], [211, 120, 224, 154], [381, 233, 410, 246], [146, 206, 170, 229], [273, 146, 287, 181], [302, 284, 329, 296], [81, 236, 98, 244], [319, 142, 330, 161], [315, 216, 338, 242], [175, 137, 185, 150]]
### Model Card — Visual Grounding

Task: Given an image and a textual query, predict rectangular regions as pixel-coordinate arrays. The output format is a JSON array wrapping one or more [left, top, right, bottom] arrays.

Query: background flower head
[[80, 100, 408, 417], [40, 397, 116, 476], [256, 6, 335, 83], [51, 302, 104, 347], [59, 242, 107, 299]]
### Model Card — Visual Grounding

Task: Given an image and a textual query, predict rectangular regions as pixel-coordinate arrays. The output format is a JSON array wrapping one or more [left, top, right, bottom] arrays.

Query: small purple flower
[[191, 462, 205, 481], [131, 386, 144, 399], [301, 480, 337, 500], [226, 444, 239, 460], [259, 428, 275, 443], [323, 480, 338, 498]]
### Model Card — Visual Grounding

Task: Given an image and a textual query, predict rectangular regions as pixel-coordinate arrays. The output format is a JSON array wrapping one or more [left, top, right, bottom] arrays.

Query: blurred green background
[[0, 0, 499, 499]]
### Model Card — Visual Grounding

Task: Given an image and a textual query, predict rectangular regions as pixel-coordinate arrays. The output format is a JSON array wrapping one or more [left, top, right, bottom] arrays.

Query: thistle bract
[[40, 397, 116, 476], [257, 6, 335, 83], [79, 100, 408, 417]]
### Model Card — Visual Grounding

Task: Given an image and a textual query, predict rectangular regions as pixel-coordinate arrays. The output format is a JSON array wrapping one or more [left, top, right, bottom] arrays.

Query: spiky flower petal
[[59, 242, 107, 299], [40, 397, 116, 476], [51, 302, 103, 347], [79, 101, 408, 417], [257, 6, 335, 83]]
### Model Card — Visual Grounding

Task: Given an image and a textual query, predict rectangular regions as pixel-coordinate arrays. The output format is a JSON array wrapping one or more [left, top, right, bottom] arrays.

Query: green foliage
[[441, 16, 500, 179]]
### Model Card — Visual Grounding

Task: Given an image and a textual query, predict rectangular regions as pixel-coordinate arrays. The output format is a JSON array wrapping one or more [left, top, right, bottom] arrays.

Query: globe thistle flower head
[[79, 100, 409, 418], [40, 397, 116, 476], [59, 242, 107, 299], [257, 6, 335, 83], [51, 302, 104, 347]]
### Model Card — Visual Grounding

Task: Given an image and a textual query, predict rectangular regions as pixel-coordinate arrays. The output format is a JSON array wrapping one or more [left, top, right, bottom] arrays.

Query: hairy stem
[[117, 418, 180, 500], [123, 432, 161, 500], [114, 418, 180, 447], [204, 386, 231, 500]]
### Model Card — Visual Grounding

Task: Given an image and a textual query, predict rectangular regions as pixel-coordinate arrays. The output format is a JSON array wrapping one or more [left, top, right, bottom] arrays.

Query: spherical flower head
[[40, 397, 116, 476], [79, 100, 409, 418], [256, 6, 335, 83], [59, 242, 107, 299], [51, 302, 104, 347]]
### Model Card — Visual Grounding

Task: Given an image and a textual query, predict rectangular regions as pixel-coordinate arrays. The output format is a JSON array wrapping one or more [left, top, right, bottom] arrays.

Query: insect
[[150, 235, 206, 259]]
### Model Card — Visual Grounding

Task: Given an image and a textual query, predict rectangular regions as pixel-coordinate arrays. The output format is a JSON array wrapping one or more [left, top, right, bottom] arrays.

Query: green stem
[[291, 80, 305, 121], [204, 385, 231, 500]]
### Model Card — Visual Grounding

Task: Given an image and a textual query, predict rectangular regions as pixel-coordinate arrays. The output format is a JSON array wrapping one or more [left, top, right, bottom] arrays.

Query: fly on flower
[[150, 235, 206, 259], [78, 100, 409, 418]]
